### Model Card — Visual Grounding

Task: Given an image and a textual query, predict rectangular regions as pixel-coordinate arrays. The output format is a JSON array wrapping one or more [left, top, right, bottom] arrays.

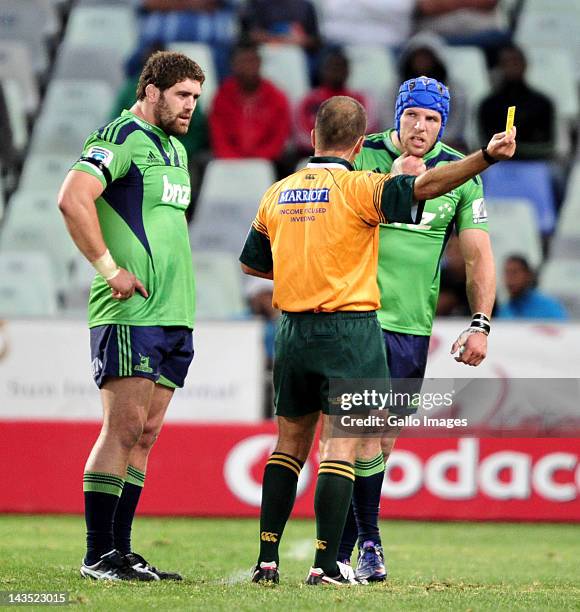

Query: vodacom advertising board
[[0, 319, 579, 520], [0, 421, 578, 521]]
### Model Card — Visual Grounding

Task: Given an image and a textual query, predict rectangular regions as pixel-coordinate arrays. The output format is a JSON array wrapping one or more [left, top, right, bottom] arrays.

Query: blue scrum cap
[[395, 76, 450, 140]]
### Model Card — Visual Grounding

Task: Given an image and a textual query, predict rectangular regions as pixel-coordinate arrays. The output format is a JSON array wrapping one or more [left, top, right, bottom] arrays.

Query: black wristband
[[481, 147, 498, 165], [469, 320, 491, 335]]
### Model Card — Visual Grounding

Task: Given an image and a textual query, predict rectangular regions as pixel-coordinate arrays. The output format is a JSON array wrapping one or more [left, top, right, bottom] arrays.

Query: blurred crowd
[[0, 0, 578, 334]]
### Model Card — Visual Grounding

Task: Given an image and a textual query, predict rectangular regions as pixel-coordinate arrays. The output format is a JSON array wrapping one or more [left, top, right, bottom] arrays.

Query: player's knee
[[136, 424, 161, 453], [320, 437, 358, 463], [276, 429, 312, 461], [356, 437, 382, 460], [381, 438, 397, 461], [112, 418, 145, 451]]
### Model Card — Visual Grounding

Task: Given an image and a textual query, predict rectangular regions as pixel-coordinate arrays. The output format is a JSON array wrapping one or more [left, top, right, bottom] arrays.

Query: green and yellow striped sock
[[258, 452, 304, 565], [314, 460, 355, 575]]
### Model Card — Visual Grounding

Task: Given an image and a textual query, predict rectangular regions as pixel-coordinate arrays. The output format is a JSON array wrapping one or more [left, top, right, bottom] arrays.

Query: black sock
[[83, 471, 124, 565], [313, 460, 355, 575], [258, 452, 304, 565], [337, 503, 358, 563], [113, 465, 145, 555], [353, 453, 385, 546]]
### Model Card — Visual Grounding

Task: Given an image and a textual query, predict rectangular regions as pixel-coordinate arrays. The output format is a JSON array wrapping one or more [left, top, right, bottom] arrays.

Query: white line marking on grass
[[287, 538, 312, 561], [223, 568, 250, 584]]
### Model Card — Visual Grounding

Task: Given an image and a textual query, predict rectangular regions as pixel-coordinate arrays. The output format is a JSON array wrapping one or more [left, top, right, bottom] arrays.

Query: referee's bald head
[[314, 96, 367, 151]]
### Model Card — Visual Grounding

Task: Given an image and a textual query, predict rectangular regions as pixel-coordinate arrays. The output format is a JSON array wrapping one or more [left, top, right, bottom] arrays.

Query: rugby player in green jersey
[[338, 77, 498, 581], [58, 52, 204, 581]]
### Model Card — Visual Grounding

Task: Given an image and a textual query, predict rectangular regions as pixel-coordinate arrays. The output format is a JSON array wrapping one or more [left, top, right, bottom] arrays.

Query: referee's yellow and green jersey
[[239, 156, 424, 313]]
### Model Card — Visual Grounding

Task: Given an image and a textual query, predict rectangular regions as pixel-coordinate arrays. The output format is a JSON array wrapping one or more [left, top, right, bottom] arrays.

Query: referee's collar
[[307, 156, 353, 171]]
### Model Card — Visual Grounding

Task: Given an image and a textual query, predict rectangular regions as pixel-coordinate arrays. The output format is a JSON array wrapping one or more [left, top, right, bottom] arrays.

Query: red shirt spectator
[[295, 50, 376, 153], [209, 43, 291, 161]]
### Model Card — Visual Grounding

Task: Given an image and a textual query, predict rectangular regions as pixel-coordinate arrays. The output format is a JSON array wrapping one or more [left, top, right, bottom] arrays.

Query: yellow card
[[506, 106, 516, 132]]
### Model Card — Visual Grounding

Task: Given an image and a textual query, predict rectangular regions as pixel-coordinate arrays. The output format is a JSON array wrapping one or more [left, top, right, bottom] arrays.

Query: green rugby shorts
[[273, 311, 389, 418]]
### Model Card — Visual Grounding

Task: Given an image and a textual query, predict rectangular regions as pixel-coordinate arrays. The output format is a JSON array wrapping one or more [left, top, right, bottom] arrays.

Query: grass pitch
[[0, 515, 579, 610]]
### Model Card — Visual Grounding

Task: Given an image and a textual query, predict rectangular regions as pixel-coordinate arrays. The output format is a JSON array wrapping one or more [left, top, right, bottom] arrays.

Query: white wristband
[[92, 249, 120, 281]]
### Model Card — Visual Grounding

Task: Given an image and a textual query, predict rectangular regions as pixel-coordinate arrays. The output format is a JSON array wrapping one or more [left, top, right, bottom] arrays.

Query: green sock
[[313, 460, 355, 575], [353, 452, 385, 546], [113, 465, 145, 555], [258, 452, 304, 565]]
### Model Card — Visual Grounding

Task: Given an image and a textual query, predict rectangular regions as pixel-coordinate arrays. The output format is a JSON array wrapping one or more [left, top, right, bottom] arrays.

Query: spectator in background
[[478, 44, 555, 160], [295, 49, 377, 155], [135, 0, 238, 79], [398, 32, 467, 151], [240, 0, 321, 81], [209, 42, 291, 171], [245, 277, 278, 418], [317, 0, 415, 49], [416, 0, 509, 59], [111, 43, 209, 163], [245, 277, 278, 365], [497, 255, 568, 320]]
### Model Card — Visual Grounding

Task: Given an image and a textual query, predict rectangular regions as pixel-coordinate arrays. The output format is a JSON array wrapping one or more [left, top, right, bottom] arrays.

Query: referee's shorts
[[273, 311, 389, 418]]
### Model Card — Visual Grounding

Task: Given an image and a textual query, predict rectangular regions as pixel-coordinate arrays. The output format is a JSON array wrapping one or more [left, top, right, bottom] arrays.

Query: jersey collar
[[307, 156, 353, 171], [383, 128, 442, 162], [122, 109, 170, 142]]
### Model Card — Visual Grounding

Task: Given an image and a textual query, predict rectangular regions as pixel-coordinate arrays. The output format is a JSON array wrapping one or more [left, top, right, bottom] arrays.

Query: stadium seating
[[0, 251, 58, 317], [19, 154, 75, 194], [168, 42, 219, 107], [43, 80, 114, 120], [526, 48, 579, 123], [442, 46, 490, 147], [550, 164, 580, 259], [189, 159, 275, 254], [192, 251, 246, 320], [516, 3, 580, 80], [0, 0, 57, 76], [486, 198, 543, 301], [53, 46, 124, 90], [482, 161, 556, 235], [442, 46, 490, 111], [1, 79, 28, 157], [525, 47, 578, 158], [0, 190, 77, 290], [539, 260, 580, 317], [259, 44, 310, 106], [28, 110, 103, 156], [0, 41, 39, 114], [344, 45, 397, 106], [62, 5, 137, 61], [61, 253, 94, 316], [0, 177, 4, 223]]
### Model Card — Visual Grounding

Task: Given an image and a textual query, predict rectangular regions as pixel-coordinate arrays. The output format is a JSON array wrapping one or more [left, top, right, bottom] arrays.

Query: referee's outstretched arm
[[413, 127, 516, 201]]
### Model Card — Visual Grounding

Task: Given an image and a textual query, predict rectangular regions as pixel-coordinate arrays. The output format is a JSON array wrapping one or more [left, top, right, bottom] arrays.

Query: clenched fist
[[391, 152, 427, 177]]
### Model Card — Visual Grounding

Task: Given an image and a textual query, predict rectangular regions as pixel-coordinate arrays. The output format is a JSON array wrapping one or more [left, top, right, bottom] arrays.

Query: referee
[[241, 95, 516, 586]]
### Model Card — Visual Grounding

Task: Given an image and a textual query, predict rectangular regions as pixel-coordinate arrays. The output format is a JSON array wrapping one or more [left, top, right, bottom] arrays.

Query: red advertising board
[[0, 421, 578, 521]]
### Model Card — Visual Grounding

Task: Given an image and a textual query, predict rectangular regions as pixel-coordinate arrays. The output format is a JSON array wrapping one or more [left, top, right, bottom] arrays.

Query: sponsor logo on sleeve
[[471, 198, 487, 224], [86, 146, 114, 167]]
